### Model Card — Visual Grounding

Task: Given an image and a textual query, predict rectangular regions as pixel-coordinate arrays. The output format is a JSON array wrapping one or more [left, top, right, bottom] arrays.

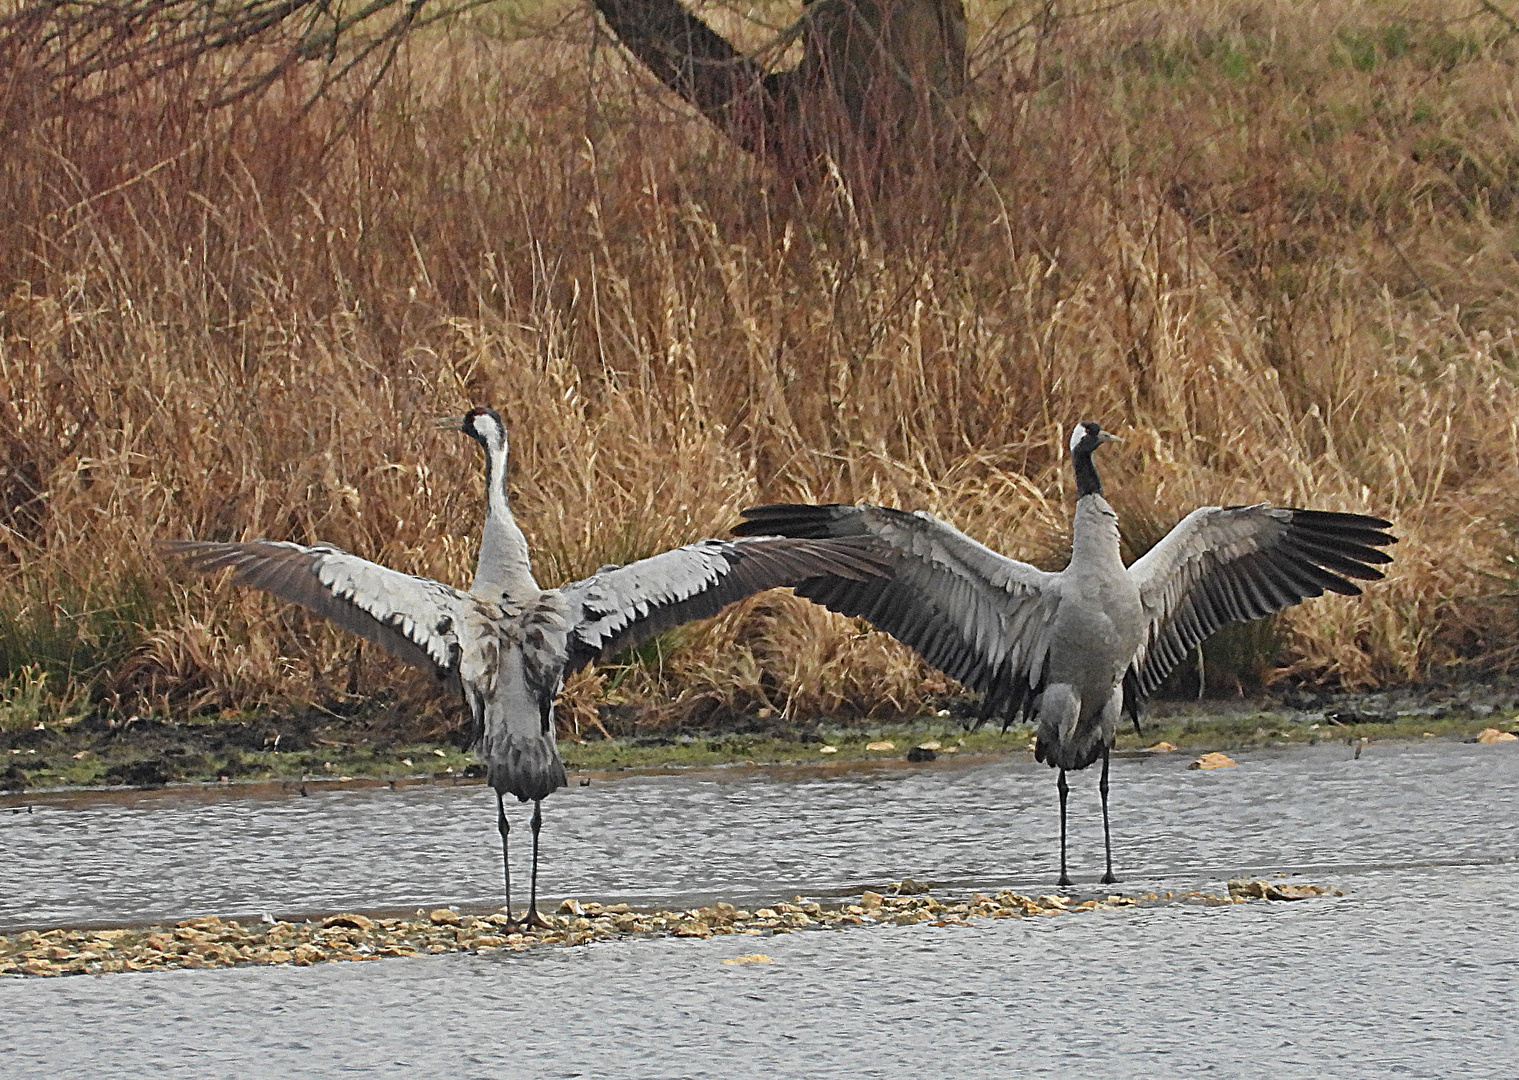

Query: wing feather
[[559, 536, 891, 672], [159, 539, 484, 677], [735, 503, 1061, 721], [1125, 505, 1396, 701]]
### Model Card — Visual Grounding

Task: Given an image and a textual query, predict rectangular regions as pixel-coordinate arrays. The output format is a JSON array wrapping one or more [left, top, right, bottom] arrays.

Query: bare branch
[[0, 0, 490, 132]]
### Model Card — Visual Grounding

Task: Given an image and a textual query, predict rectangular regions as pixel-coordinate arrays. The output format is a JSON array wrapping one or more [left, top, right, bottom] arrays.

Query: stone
[[721, 953, 773, 965], [1262, 883, 1332, 900], [321, 914, 374, 931], [1476, 728, 1517, 744], [558, 899, 584, 915], [428, 909, 461, 925], [819, 745, 839, 754], [906, 746, 936, 762], [865, 740, 895, 751], [1143, 741, 1177, 753], [1188, 751, 1238, 770]]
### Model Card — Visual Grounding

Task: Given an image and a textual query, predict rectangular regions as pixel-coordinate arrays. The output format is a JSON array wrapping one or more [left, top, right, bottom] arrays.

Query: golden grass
[[3, 1, 1517, 734]]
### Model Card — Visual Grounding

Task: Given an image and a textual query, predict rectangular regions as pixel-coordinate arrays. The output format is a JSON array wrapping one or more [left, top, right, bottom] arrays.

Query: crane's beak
[[432, 415, 466, 431], [1098, 430, 1123, 444]]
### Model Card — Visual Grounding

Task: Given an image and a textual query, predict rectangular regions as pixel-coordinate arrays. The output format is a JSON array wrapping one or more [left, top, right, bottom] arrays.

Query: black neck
[[1073, 447, 1102, 497]]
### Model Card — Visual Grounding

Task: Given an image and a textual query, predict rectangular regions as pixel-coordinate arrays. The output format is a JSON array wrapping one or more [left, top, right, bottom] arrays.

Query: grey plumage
[[162, 406, 889, 924], [735, 420, 1396, 885]]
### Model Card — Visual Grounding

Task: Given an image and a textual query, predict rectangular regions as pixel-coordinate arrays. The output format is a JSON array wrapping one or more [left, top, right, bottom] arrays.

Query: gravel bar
[[0, 879, 1338, 978]]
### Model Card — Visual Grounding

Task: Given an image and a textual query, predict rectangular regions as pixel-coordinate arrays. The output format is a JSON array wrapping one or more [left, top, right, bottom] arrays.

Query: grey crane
[[162, 407, 889, 928], [734, 421, 1396, 886]]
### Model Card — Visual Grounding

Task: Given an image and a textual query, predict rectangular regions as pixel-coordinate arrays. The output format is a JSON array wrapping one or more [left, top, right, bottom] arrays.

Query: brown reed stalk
[[2, 1, 1516, 735]]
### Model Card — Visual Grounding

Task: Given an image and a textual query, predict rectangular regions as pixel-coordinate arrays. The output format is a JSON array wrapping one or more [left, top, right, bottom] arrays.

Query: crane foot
[[522, 909, 554, 931]]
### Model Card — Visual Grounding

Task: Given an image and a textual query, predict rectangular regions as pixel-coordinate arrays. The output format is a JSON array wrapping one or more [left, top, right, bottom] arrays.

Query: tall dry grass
[[3, 0, 1517, 735]]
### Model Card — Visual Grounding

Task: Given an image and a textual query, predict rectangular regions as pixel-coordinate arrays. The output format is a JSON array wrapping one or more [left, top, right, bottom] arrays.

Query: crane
[[735, 421, 1396, 886], [163, 407, 889, 927]]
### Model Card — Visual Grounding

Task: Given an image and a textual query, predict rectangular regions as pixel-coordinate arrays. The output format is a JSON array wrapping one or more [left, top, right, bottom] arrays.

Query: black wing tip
[[733, 503, 860, 540], [1287, 508, 1397, 537]]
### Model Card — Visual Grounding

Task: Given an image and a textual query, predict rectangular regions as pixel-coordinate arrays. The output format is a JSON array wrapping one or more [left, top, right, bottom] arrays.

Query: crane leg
[[1057, 768, 1072, 888], [1099, 747, 1116, 885], [523, 799, 552, 930], [497, 791, 515, 925]]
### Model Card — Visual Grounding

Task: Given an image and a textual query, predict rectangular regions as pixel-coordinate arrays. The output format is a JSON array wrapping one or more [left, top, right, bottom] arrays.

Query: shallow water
[[1, 740, 1512, 928], [4, 740, 1517, 1078]]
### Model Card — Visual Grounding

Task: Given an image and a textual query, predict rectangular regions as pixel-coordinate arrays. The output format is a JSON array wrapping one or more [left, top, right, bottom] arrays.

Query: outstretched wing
[[1124, 506, 1396, 707], [559, 536, 891, 673], [735, 504, 1062, 724], [159, 539, 489, 677]]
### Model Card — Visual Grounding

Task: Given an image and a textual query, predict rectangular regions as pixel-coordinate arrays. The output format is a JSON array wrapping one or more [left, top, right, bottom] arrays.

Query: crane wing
[[559, 536, 890, 672], [1123, 506, 1396, 704], [734, 504, 1062, 724], [159, 539, 490, 677]]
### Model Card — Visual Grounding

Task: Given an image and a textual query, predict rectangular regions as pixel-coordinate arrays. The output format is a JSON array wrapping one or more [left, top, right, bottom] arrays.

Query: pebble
[[1227, 878, 1343, 901], [1189, 751, 1238, 770], [0, 879, 1332, 978]]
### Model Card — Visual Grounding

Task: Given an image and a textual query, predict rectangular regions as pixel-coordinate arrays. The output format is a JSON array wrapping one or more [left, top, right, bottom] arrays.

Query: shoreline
[[4, 679, 1517, 798]]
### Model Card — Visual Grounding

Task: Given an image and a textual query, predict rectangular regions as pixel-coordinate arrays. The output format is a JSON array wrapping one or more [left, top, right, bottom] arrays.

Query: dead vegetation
[[3, 1, 1517, 738]]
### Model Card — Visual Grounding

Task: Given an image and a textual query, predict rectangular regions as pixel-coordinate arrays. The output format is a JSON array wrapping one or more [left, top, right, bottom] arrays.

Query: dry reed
[[2, 1, 1516, 735]]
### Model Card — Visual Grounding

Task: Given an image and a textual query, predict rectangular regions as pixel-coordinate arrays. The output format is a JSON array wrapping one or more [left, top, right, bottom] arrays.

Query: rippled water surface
[[4, 739, 1517, 1078]]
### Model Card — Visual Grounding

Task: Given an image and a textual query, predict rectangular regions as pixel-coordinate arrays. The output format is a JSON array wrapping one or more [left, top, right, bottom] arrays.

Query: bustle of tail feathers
[[486, 736, 568, 803], [1032, 685, 1109, 773]]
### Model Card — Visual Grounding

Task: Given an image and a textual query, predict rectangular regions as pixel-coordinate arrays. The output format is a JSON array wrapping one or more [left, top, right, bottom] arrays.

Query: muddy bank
[[0, 880, 1338, 978], [5, 678, 1518, 794]]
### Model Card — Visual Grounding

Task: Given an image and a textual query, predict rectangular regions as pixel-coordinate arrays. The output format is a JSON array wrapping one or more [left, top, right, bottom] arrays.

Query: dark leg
[[1057, 768, 1072, 887], [496, 791, 515, 924], [1099, 747, 1116, 885], [524, 799, 552, 929]]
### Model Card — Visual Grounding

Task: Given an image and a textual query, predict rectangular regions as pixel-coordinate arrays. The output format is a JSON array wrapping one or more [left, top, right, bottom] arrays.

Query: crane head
[[1069, 420, 1121, 457], [436, 407, 508, 454]]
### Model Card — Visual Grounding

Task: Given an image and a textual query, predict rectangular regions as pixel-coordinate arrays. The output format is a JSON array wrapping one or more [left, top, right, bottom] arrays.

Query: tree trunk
[[591, 0, 971, 195]]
